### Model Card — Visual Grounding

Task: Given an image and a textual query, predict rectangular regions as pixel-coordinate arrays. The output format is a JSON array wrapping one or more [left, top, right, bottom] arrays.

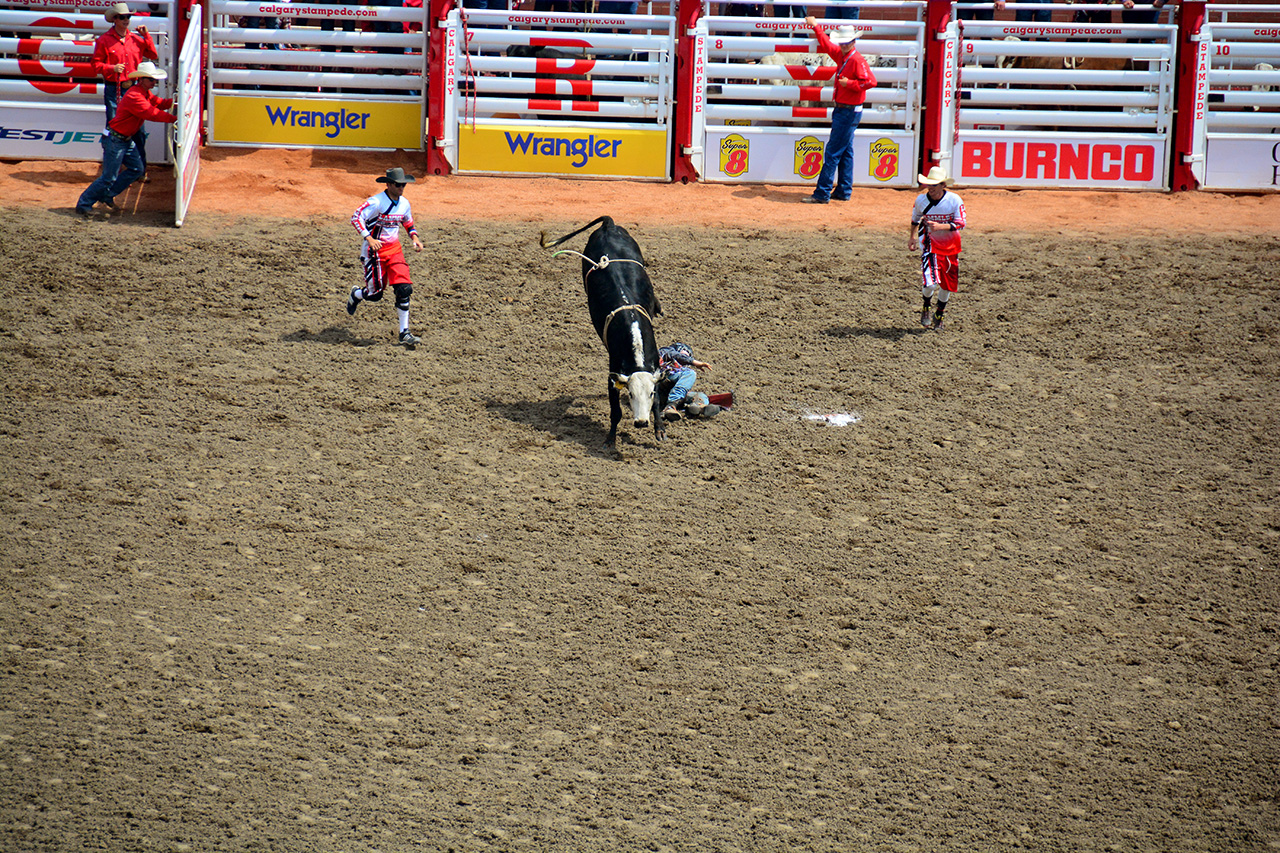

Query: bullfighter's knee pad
[[393, 282, 412, 311]]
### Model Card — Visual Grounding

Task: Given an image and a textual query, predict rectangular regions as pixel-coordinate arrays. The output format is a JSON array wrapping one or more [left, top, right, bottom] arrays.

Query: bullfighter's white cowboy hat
[[918, 165, 949, 185], [128, 61, 167, 81], [105, 3, 132, 21], [830, 26, 865, 45], [376, 167, 416, 184]]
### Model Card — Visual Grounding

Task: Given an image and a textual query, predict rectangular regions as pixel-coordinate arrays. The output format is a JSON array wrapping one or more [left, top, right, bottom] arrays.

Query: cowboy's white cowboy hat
[[127, 61, 167, 81], [918, 165, 949, 185], [105, 3, 132, 21], [830, 26, 865, 45]]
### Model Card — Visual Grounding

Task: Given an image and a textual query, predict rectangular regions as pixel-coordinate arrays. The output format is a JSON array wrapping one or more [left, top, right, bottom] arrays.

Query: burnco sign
[[957, 136, 1167, 190]]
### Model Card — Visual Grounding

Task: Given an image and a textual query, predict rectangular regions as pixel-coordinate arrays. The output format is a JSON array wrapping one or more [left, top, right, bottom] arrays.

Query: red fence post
[[920, 0, 953, 176], [1171, 0, 1206, 192], [672, 0, 704, 184], [426, 0, 454, 175]]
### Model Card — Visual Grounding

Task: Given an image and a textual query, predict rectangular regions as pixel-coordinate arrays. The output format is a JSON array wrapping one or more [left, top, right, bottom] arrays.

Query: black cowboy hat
[[376, 167, 416, 184]]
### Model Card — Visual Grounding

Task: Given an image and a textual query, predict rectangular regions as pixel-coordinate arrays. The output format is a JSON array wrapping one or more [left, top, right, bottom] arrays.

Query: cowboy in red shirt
[[800, 15, 877, 204], [92, 3, 159, 122], [76, 61, 176, 218]]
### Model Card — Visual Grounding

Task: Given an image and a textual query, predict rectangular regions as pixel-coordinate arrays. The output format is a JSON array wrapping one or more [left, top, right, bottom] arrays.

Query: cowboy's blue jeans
[[666, 368, 696, 407], [813, 105, 863, 201], [103, 80, 125, 123], [77, 133, 144, 210]]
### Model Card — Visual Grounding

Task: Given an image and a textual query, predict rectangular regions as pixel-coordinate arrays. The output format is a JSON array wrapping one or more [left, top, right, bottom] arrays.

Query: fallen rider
[[667, 390, 725, 420], [659, 342, 712, 421]]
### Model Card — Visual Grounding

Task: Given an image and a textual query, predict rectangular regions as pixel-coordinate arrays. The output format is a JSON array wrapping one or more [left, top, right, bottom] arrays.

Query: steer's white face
[[611, 319, 658, 427], [624, 371, 659, 426]]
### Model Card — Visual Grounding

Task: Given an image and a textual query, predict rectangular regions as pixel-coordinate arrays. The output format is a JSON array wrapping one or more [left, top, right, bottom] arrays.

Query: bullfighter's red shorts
[[362, 241, 412, 298], [922, 251, 960, 294]]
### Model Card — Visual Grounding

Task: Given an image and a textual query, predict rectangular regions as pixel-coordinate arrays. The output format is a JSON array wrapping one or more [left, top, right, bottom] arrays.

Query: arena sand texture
[[1, 148, 1278, 853]]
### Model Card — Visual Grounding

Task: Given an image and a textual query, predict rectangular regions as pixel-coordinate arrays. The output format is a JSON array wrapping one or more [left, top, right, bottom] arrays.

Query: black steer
[[541, 216, 667, 448]]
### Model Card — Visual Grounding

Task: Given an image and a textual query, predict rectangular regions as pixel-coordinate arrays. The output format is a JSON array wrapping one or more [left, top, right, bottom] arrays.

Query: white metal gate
[[0, 0, 177, 162], [937, 2, 1177, 189], [437, 6, 676, 180], [687, 0, 925, 187], [175, 3, 202, 225], [205, 0, 427, 149], [1186, 3, 1280, 190]]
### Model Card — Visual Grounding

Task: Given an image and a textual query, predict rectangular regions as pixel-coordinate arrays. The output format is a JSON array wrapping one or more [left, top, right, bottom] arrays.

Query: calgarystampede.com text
[[752, 21, 810, 30], [503, 14, 628, 26], [251, 4, 381, 16], [999, 25, 1123, 36]]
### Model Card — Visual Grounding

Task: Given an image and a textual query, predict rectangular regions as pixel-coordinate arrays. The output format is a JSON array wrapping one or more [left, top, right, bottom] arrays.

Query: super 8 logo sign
[[794, 136, 822, 179], [720, 133, 748, 177], [869, 137, 899, 182]]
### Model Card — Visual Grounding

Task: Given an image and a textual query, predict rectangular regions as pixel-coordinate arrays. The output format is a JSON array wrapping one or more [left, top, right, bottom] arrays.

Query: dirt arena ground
[[1, 149, 1278, 853]]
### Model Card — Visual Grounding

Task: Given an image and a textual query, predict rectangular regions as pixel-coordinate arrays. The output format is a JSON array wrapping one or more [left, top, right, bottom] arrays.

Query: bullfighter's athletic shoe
[[920, 306, 933, 328], [399, 330, 420, 347], [931, 314, 945, 332], [346, 286, 362, 316]]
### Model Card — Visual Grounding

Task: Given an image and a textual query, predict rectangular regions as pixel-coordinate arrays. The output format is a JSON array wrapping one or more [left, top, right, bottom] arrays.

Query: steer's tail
[[539, 216, 614, 250]]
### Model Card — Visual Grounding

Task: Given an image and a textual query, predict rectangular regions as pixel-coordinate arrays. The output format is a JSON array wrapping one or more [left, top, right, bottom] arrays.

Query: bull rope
[[547, 243, 651, 341], [598, 303, 652, 343]]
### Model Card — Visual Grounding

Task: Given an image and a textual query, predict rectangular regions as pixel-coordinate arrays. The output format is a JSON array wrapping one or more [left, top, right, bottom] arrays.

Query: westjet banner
[[457, 125, 668, 180], [211, 96, 422, 149], [1, 104, 166, 161]]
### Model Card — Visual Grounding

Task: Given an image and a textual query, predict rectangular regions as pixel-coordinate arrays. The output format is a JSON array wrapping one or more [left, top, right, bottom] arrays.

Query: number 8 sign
[[720, 133, 749, 177], [869, 137, 900, 182], [794, 136, 824, 180]]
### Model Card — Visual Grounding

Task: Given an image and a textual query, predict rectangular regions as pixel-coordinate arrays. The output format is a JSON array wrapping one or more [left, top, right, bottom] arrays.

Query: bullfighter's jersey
[[911, 190, 966, 257], [351, 192, 417, 259]]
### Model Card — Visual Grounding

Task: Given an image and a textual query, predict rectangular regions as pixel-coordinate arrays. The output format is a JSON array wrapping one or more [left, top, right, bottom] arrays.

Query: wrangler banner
[[457, 125, 668, 180], [210, 96, 422, 149]]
